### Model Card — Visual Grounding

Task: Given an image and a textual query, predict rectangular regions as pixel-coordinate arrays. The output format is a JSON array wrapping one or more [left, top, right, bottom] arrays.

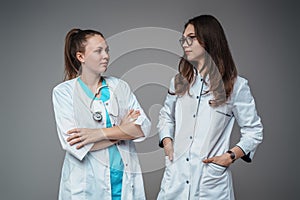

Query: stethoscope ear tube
[[89, 84, 119, 122]]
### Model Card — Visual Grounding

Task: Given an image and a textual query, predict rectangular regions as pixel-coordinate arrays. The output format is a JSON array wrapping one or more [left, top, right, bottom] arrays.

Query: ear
[[76, 52, 85, 63]]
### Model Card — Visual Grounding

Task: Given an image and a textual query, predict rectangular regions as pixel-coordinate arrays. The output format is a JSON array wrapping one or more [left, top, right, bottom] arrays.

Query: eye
[[105, 47, 110, 53], [95, 48, 103, 53]]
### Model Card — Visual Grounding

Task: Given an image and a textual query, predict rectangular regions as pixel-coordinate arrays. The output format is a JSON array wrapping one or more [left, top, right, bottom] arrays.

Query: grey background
[[0, 0, 299, 199]]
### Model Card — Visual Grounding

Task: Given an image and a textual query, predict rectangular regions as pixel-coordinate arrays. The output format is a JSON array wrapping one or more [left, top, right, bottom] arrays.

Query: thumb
[[168, 147, 174, 161], [203, 157, 213, 163], [168, 153, 173, 161]]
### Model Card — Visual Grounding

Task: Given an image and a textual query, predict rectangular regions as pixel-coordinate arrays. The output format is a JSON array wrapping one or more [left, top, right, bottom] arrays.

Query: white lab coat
[[157, 75, 263, 200], [52, 76, 151, 200]]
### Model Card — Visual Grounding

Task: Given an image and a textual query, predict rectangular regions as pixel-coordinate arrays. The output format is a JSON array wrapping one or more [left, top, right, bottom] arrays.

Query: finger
[[67, 128, 80, 134], [76, 137, 90, 149], [131, 112, 141, 119], [69, 137, 82, 146], [66, 133, 80, 142], [127, 109, 134, 116], [168, 152, 174, 161], [203, 157, 214, 163], [76, 142, 84, 149], [123, 110, 132, 119]]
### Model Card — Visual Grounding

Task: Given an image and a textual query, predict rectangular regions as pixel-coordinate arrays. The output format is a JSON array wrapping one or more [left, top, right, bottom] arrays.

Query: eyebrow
[[183, 32, 196, 37], [187, 33, 196, 36], [96, 45, 109, 49]]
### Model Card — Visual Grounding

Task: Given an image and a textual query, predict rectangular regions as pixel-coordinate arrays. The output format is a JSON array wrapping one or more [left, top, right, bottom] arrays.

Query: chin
[[186, 56, 195, 62]]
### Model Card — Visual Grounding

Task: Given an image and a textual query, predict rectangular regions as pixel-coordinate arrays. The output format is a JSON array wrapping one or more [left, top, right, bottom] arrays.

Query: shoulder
[[105, 76, 130, 90], [231, 75, 253, 102], [235, 76, 248, 85], [233, 76, 249, 92], [52, 78, 77, 96]]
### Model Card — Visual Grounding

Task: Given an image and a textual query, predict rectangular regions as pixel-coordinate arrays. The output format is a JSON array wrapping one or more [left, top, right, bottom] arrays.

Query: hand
[[67, 128, 105, 149], [120, 109, 140, 125], [202, 153, 233, 167], [163, 137, 174, 161]]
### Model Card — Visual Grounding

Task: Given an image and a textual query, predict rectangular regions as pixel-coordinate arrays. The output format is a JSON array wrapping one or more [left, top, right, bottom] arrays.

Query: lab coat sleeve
[[52, 85, 93, 160], [232, 78, 263, 162], [157, 77, 177, 147], [119, 80, 151, 142]]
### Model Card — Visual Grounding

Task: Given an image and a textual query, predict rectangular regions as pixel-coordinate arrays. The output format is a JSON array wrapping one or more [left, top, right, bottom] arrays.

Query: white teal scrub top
[[78, 78, 123, 199], [52, 76, 151, 200]]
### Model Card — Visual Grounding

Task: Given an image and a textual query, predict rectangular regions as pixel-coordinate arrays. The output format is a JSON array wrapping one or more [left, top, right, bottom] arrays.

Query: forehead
[[183, 24, 195, 36], [85, 34, 107, 49]]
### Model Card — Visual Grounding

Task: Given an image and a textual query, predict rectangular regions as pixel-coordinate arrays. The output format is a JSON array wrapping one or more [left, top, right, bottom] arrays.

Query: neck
[[196, 59, 206, 77], [80, 74, 102, 94]]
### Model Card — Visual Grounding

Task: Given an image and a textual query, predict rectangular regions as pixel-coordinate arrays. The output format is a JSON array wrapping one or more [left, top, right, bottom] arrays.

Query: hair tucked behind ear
[[63, 28, 104, 81]]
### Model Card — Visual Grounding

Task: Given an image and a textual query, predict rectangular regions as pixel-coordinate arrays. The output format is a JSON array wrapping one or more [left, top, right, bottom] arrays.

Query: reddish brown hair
[[64, 28, 104, 80]]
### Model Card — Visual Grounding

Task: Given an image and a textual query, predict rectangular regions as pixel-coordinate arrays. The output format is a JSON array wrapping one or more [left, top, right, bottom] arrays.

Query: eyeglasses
[[179, 36, 197, 46]]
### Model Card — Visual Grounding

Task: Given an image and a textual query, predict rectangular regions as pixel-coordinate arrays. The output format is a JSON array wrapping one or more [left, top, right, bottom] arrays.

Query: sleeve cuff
[[133, 115, 151, 142], [69, 143, 93, 161]]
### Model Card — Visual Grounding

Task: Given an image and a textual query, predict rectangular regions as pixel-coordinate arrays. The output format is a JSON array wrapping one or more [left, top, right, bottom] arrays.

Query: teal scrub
[[78, 78, 124, 200]]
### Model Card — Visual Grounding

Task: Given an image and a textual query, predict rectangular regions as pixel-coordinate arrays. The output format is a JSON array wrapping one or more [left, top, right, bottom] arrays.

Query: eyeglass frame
[[179, 35, 197, 46]]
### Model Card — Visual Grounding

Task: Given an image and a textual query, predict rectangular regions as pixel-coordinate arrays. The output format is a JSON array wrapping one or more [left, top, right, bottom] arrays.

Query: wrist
[[98, 128, 106, 140], [162, 137, 172, 146], [226, 150, 236, 163]]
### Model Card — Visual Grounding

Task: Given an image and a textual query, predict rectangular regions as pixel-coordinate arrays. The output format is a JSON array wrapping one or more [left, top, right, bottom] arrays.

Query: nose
[[182, 42, 189, 48], [102, 50, 109, 60], [181, 39, 189, 48]]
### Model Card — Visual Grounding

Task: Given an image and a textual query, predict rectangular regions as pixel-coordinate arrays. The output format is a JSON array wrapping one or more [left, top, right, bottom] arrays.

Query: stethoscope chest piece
[[93, 111, 103, 121]]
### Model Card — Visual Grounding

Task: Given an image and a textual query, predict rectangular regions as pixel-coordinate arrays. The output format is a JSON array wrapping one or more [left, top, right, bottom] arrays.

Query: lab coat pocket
[[214, 103, 233, 118], [207, 163, 227, 177], [201, 163, 230, 199], [202, 163, 227, 186], [211, 104, 233, 131], [215, 110, 232, 117]]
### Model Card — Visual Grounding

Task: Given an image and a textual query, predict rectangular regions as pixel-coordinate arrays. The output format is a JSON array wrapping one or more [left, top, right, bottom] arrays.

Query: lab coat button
[[186, 180, 189, 184], [186, 158, 189, 161], [106, 102, 109, 106], [196, 96, 199, 99], [189, 136, 193, 139], [193, 114, 196, 118]]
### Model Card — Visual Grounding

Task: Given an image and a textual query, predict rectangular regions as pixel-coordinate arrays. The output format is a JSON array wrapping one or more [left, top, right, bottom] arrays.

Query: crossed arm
[[66, 109, 143, 151]]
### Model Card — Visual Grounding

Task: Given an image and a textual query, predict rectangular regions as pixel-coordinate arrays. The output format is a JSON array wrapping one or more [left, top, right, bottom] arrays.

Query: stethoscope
[[82, 84, 119, 122]]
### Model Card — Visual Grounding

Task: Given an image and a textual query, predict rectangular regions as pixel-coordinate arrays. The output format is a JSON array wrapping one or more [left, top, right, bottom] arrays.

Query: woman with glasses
[[157, 15, 263, 199], [52, 28, 151, 200]]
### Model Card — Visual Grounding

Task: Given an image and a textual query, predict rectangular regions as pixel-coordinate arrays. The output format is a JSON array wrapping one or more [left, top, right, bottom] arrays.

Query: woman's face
[[182, 24, 205, 63], [80, 34, 110, 75]]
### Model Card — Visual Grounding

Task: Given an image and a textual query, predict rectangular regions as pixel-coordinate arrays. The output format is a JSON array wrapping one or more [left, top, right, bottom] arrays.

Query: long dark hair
[[175, 15, 237, 107], [64, 28, 104, 81]]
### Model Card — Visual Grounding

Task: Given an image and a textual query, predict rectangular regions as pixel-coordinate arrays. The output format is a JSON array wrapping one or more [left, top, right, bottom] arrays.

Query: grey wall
[[0, 0, 299, 199]]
